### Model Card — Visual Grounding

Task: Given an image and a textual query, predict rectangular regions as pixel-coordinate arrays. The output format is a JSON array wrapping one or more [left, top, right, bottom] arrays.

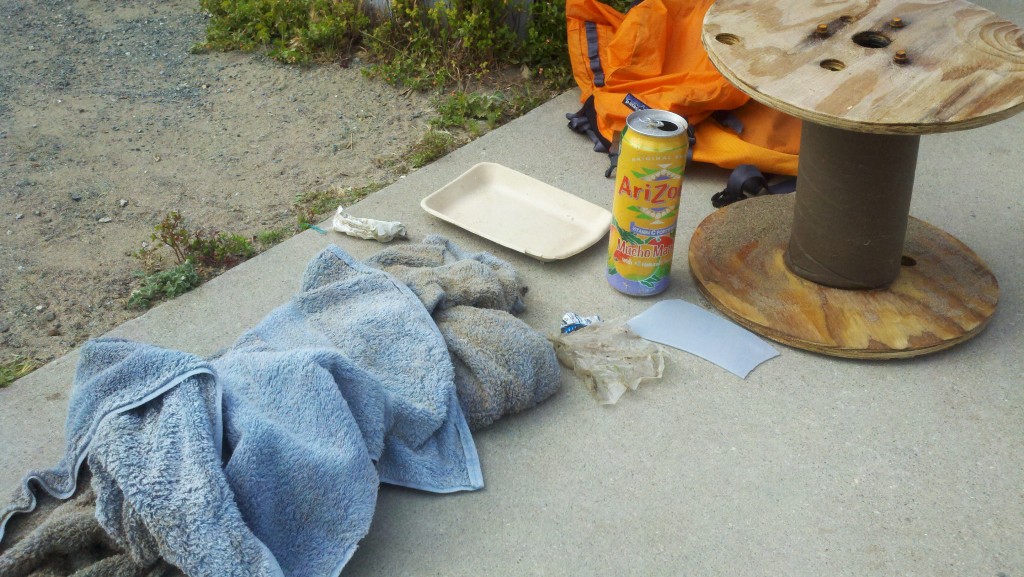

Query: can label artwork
[[607, 109, 688, 296]]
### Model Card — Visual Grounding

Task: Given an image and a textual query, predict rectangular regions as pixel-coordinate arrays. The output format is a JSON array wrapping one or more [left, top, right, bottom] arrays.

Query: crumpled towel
[[1, 246, 480, 577], [366, 235, 561, 430], [0, 238, 561, 577], [0, 473, 174, 577]]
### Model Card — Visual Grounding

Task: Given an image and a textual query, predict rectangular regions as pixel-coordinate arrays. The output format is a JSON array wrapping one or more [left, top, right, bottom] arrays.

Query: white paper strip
[[628, 299, 779, 378]]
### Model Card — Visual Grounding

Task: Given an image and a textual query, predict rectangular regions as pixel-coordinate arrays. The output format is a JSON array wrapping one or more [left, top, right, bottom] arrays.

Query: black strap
[[566, 96, 612, 154], [685, 123, 695, 164], [711, 164, 796, 208], [710, 110, 744, 134], [604, 137, 620, 178], [584, 22, 605, 88]]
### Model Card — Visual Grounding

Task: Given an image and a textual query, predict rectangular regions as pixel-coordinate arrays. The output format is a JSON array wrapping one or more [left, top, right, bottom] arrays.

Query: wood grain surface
[[702, 0, 1024, 134], [688, 195, 999, 359]]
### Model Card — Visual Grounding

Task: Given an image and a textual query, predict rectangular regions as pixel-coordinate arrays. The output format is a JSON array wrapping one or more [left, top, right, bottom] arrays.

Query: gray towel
[[365, 235, 527, 314], [366, 235, 561, 430], [438, 306, 561, 429], [0, 478, 174, 577]]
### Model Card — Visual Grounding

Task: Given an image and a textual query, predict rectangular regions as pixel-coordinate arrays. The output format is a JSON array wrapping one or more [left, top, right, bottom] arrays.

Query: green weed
[[0, 356, 36, 388], [409, 130, 456, 167], [127, 182, 393, 311], [127, 261, 203, 310], [521, 0, 574, 89], [255, 228, 290, 247], [189, 232, 256, 270], [432, 91, 503, 130], [197, 0, 581, 94], [152, 211, 256, 271], [432, 87, 549, 132], [363, 0, 519, 89], [128, 212, 257, 309], [197, 0, 370, 64]]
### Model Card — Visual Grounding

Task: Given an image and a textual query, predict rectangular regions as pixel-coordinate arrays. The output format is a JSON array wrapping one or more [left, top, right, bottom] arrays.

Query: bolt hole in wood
[[901, 255, 917, 267], [852, 30, 892, 48], [715, 33, 740, 45], [820, 59, 846, 71]]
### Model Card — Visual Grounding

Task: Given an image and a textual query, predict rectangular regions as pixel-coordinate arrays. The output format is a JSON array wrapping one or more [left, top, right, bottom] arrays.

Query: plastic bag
[[551, 321, 664, 405], [332, 205, 407, 242]]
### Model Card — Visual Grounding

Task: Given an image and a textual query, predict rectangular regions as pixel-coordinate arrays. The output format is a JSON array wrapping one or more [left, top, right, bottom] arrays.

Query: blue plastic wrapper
[[560, 312, 602, 334]]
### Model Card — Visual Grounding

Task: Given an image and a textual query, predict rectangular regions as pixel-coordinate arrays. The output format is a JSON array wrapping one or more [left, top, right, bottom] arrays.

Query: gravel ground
[[0, 0, 437, 369]]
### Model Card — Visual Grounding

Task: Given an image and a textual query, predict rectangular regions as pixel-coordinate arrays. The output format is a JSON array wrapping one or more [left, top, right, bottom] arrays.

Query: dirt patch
[[0, 0, 439, 366]]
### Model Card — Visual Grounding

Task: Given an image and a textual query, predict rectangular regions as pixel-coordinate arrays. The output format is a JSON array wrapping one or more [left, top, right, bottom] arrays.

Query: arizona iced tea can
[[607, 109, 688, 296]]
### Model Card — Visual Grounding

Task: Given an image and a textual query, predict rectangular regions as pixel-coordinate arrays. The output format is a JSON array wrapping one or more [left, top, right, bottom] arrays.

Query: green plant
[[196, 0, 581, 99], [127, 262, 203, 310], [255, 228, 289, 247], [197, 0, 370, 64], [432, 91, 503, 129], [409, 130, 456, 167], [152, 211, 256, 271], [131, 244, 164, 275], [363, 0, 519, 89], [520, 0, 573, 88], [188, 232, 256, 270], [128, 212, 260, 309], [0, 356, 36, 388], [430, 87, 551, 141]]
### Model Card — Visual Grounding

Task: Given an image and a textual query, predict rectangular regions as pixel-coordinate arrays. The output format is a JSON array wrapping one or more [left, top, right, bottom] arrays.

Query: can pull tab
[[639, 117, 680, 133], [626, 109, 688, 138]]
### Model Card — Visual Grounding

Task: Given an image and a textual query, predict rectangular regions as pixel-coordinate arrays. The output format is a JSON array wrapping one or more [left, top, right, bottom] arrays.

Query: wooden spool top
[[702, 0, 1024, 134]]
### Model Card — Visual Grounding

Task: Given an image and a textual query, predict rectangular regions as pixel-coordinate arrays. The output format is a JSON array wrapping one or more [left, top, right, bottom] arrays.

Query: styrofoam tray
[[421, 162, 611, 261]]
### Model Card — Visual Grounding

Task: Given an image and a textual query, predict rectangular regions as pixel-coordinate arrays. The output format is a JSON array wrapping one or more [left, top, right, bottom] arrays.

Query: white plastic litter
[[551, 321, 664, 405], [331, 205, 407, 242]]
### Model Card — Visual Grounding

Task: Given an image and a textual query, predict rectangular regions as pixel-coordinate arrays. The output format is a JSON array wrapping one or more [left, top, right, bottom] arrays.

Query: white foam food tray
[[421, 162, 612, 261]]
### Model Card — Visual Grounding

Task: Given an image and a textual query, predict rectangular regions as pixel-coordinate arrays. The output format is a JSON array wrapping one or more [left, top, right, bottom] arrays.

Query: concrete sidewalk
[[3, 6, 1023, 573]]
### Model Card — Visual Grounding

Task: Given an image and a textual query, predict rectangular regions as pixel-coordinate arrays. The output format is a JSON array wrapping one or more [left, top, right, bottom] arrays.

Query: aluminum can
[[606, 109, 688, 296]]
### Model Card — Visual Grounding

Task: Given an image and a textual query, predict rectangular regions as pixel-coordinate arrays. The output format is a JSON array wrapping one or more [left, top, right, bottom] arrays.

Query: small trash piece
[[332, 205, 407, 242], [560, 311, 602, 334], [551, 321, 664, 405]]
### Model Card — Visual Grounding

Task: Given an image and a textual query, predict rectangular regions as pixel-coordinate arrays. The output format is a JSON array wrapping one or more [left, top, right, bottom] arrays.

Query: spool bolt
[[815, 23, 830, 38], [890, 17, 905, 28], [893, 50, 910, 65]]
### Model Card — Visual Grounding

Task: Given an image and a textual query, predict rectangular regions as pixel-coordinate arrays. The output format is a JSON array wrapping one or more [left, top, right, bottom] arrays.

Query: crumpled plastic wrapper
[[551, 321, 664, 405], [332, 205, 407, 242], [560, 311, 601, 334]]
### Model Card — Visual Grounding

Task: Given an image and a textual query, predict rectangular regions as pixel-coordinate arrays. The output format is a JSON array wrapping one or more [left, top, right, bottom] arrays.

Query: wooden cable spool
[[690, 0, 1024, 358]]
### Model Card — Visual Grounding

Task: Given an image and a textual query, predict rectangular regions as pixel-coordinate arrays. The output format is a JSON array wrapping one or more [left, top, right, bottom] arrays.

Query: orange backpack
[[566, 0, 801, 181]]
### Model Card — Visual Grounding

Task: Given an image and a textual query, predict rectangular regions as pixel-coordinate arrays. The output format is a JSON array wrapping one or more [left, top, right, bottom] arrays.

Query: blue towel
[[1, 245, 483, 577]]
